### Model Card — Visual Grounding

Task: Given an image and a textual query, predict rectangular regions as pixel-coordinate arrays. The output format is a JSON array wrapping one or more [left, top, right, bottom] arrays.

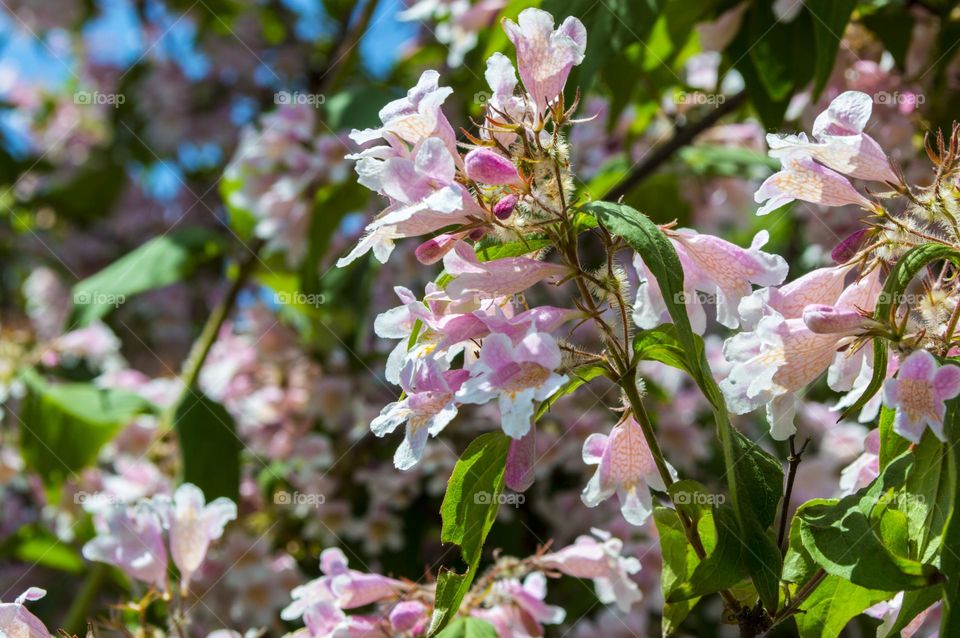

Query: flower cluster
[[341, 8, 588, 470], [282, 529, 641, 638], [718, 90, 960, 442], [82, 483, 237, 596]]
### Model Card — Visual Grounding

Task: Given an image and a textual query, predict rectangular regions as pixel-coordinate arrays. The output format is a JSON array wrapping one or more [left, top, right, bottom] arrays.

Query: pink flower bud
[[464, 148, 521, 185], [493, 194, 518, 219], [831, 228, 868, 263], [389, 601, 427, 632], [803, 304, 879, 335], [415, 232, 465, 265]]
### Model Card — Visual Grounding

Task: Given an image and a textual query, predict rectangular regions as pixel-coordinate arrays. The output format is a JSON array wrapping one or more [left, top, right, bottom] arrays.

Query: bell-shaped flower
[[633, 230, 787, 333], [580, 416, 675, 526], [754, 153, 873, 215], [283, 548, 403, 624], [350, 70, 458, 160], [456, 331, 568, 438], [539, 528, 643, 613], [473, 573, 565, 636], [721, 269, 881, 439], [374, 284, 488, 386], [738, 265, 850, 330], [766, 91, 897, 183], [157, 483, 237, 593], [481, 52, 530, 147], [443, 241, 570, 301], [301, 600, 383, 638], [339, 138, 480, 267], [882, 350, 960, 443], [371, 359, 469, 470], [82, 501, 168, 591], [0, 588, 51, 638], [502, 9, 586, 114]]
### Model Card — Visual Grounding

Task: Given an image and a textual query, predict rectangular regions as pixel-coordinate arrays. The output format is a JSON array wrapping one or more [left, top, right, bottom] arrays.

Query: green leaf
[[726, 3, 814, 127], [903, 431, 952, 561], [434, 618, 498, 638], [842, 243, 960, 419], [70, 228, 227, 327], [587, 200, 784, 612], [669, 505, 749, 602], [860, 7, 915, 69], [796, 453, 942, 590], [429, 433, 510, 635], [805, 0, 857, 97], [654, 506, 707, 635], [323, 86, 401, 131], [1, 525, 85, 573], [301, 182, 368, 294], [174, 392, 242, 501], [19, 369, 154, 487], [940, 394, 960, 634], [633, 324, 696, 378], [793, 575, 889, 638], [878, 406, 910, 471]]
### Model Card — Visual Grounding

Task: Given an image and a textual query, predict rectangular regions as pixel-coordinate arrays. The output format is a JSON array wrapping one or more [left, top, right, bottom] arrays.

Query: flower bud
[[831, 228, 868, 264], [493, 194, 518, 219], [415, 232, 464, 265], [803, 304, 880, 335], [464, 148, 521, 185]]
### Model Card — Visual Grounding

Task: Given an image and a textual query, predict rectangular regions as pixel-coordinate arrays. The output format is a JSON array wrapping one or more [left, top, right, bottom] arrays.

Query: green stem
[[620, 366, 744, 613], [63, 562, 108, 634]]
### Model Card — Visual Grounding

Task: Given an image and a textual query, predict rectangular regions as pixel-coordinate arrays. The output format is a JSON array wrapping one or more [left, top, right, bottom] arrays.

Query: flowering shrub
[[3, 2, 960, 638]]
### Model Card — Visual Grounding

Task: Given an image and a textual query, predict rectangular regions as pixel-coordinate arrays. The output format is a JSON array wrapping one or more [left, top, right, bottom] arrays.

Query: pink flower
[[754, 154, 873, 215], [481, 52, 528, 148], [767, 91, 898, 183], [473, 573, 565, 636], [540, 529, 643, 612], [464, 147, 521, 185], [371, 360, 469, 470], [866, 593, 941, 638], [389, 600, 428, 633], [283, 548, 403, 627], [502, 8, 587, 114], [350, 70, 458, 160], [633, 230, 786, 333], [580, 416, 674, 525], [738, 265, 850, 330], [722, 270, 882, 439], [839, 429, 880, 496], [443, 241, 570, 301], [0, 588, 51, 638], [505, 428, 536, 492], [158, 483, 237, 593], [882, 350, 960, 443], [456, 331, 568, 438], [339, 138, 479, 267], [82, 502, 169, 591]]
